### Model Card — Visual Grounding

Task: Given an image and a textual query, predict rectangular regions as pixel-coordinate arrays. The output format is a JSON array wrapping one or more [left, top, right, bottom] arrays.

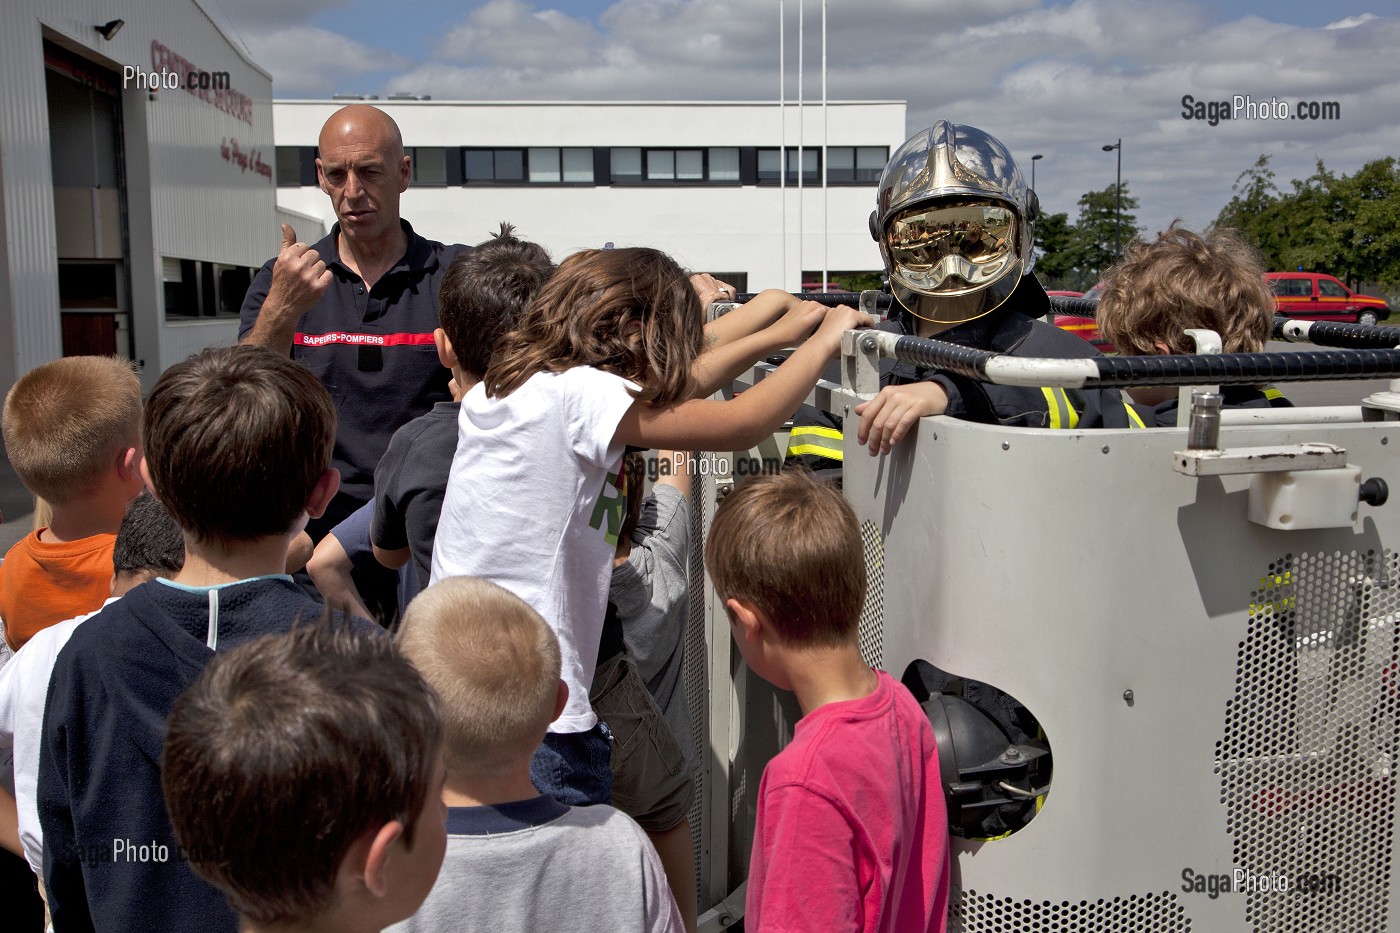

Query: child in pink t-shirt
[[705, 470, 950, 933]]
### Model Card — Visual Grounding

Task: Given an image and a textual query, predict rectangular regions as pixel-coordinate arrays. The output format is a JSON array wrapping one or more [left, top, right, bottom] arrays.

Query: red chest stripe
[[294, 332, 436, 348]]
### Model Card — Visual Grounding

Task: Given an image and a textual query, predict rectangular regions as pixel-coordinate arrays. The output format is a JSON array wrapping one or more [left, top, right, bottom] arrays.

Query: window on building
[[709, 148, 740, 182], [611, 147, 740, 184], [275, 146, 317, 187], [826, 146, 888, 183], [757, 148, 820, 185], [464, 149, 526, 183], [276, 147, 303, 187], [409, 147, 447, 186], [163, 258, 254, 320], [647, 150, 676, 180], [563, 148, 593, 183], [611, 148, 643, 183], [525, 147, 595, 184]]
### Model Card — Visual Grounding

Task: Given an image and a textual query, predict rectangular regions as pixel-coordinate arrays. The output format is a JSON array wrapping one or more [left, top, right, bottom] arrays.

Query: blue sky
[[211, 0, 1399, 241]]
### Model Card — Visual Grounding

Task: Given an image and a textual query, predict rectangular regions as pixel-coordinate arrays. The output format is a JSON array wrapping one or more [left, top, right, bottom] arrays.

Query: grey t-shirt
[[387, 796, 682, 933], [610, 483, 694, 767]]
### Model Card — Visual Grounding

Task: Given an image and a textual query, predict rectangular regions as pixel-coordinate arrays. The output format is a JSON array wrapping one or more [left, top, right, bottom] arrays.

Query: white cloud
[[237, 0, 1400, 240], [1326, 13, 1377, 29]]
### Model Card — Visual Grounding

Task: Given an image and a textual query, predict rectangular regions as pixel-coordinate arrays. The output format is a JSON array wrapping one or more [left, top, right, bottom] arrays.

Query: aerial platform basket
[[687, 317, 1400, 933]]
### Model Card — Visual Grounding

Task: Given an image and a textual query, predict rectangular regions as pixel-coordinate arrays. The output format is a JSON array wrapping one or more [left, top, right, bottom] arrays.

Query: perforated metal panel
[[858, 520, 885, 669], [684, 470, 711, 898], [1217, 549, 1400, 932], [950, 889, 1193, 932]]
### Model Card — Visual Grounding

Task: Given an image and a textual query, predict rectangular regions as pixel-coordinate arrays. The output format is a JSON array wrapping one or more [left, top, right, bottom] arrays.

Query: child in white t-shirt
[[430, 246, 869, 805]]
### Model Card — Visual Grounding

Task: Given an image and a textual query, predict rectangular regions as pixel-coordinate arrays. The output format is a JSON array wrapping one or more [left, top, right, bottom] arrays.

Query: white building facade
[[273, 99, 907, 294], [0, 0, 301, 395]]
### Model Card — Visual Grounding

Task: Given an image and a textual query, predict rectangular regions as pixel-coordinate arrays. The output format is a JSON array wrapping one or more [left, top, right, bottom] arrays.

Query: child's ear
[[118, 447, 142, 483], [138, 456, 156, 497], [305, 469, 342, 520], [725, 598, 765, 645], [358, 819, 406, 898], [553, 680, 569, 720], [433, 327, 459, 371], [1151, 340, 1173, 356]]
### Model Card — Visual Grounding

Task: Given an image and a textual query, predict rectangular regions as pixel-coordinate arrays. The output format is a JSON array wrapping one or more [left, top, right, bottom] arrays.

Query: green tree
[[1068, 183, 1141, 282], [1215, 155, 1286, 268], [1336, 157, 1400, 290], [1032, 211, 1078, 287], [1215, 156, 1400, 291]]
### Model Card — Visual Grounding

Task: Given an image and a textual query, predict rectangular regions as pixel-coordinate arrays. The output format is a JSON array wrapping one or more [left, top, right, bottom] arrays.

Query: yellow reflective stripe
[[1124, 402, 1146, 429], [786, 443, 844, 461], [1263, 386, 1286, 402], [791, 425, 842, 441], [1061, 389, 1080, 429], [1040, 387, 1062, 429], [786, 427, 844, 462], [1039, 388, 1079, 429]]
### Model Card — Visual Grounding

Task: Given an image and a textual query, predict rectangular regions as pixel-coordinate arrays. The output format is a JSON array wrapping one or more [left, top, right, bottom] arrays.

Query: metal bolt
[[1123, 689, 1135, 705], [1102, 445, 1110, 454], [1002, 747, 1022, 761], [859, 334, 878, 352], [1002, 441, 1010, 450]]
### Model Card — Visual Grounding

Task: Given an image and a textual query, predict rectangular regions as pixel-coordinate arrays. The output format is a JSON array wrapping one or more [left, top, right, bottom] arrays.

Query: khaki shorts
[[590, 652, 695, 832]]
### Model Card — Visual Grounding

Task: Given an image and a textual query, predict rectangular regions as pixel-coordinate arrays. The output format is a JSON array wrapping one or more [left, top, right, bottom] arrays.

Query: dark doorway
[[44, 42, 132, 359]]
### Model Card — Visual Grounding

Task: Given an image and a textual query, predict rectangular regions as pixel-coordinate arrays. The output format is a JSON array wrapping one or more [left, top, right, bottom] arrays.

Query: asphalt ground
[[0, 339, 1392, 557]]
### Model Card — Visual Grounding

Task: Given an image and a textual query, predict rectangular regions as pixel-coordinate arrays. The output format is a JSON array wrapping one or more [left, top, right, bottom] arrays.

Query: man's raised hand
[[267, 224, 333, 318]]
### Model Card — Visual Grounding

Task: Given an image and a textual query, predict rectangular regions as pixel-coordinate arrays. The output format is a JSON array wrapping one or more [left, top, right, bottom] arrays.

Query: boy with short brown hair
[[163, 620, 446, 933], [705, 470, 950, 933], [1097, 223, 1291, 421], [392, 576, 682, 933], [39, 345, 358, 933], [0, 356, 143, 649]]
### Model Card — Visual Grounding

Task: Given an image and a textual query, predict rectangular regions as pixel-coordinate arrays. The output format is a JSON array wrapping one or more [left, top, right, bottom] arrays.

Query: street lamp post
[[1030, 153, 1043, 191], [1102, 139, 1122, 260]]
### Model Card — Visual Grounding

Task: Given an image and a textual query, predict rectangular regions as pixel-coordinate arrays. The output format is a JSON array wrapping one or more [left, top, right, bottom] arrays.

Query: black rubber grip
[[887, 335, 1400, 387], [1089, 349, 1400, 387], [892, 336, 996, 378], [1047, 296, 1098, 317], [734, 291, 894, 309], [1274, 317, 1400, 350]]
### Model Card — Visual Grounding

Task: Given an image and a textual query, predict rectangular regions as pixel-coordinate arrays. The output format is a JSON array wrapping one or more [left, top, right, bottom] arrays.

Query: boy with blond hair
[[392, 576, 682, 933], [163, 621, 446, 933], [1096, 223, 1292, 423], [39, 345, 360, 933], [705, 470, 949, 933], [0, 356, 144, 649]]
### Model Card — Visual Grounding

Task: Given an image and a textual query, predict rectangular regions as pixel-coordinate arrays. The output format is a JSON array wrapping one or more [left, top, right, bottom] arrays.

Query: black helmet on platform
[[870, 121, 1039, 325]]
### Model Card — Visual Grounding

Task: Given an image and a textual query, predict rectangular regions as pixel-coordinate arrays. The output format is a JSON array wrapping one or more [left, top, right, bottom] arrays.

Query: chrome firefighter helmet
[[870, 121, 1039, 325]]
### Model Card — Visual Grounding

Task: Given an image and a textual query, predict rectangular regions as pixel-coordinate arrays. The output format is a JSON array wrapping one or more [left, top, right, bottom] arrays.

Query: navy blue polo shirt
[[239, 220, 469, 528]]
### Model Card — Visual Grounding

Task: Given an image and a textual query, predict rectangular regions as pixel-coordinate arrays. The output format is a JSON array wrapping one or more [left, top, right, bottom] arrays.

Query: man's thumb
[[281, 224, 297, 249]]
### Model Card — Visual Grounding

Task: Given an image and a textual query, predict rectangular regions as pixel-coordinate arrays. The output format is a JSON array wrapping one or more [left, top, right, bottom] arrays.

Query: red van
[[1265, 272, 1390, 325]]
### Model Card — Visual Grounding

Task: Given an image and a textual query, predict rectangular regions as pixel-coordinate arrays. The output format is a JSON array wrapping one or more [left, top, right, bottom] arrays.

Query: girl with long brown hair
[[431, 245, 869, 808]]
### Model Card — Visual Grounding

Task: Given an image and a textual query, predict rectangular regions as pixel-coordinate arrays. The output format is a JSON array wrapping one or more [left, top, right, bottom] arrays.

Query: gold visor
[[886, 201, 1018, 295]]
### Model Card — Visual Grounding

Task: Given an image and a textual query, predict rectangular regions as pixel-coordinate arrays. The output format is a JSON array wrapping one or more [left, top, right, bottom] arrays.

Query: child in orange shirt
[[0, 356, 143, 649]]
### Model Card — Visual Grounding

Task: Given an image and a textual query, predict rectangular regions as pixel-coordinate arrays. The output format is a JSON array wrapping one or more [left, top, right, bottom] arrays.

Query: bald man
[[239, 105, 468, 617]]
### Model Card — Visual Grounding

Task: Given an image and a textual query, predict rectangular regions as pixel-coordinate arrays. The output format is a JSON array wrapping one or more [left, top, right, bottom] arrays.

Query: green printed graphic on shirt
[[589, 464, 626, 547]]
